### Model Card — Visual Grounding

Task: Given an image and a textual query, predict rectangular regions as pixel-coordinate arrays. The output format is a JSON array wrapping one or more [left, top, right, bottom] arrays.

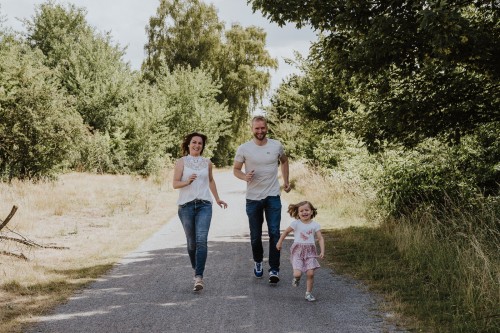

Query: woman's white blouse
[[177, 155, 213, 205]]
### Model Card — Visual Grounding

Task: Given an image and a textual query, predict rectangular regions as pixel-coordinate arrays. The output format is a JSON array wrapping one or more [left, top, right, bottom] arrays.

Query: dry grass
[[282, 161, 374, 229], [0, 170, 177, 332]]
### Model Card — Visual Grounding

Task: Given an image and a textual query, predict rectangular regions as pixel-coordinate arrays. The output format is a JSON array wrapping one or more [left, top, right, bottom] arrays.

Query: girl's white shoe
[[305, 292, 316, 302]]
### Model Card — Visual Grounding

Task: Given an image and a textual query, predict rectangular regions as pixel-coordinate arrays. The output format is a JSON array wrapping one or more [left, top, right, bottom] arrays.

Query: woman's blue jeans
[[246, 195, 282, 272], [178, 199, 212, 277]]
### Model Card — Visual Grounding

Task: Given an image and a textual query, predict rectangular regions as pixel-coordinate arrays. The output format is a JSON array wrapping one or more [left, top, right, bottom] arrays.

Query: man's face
[[252, 120, 267, 141]]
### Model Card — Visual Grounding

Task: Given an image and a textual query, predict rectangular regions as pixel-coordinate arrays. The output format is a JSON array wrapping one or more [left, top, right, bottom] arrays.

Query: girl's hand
[[276, 242, 282, 251], [216, 199, 228, 209], [318, 252, 325, 259]]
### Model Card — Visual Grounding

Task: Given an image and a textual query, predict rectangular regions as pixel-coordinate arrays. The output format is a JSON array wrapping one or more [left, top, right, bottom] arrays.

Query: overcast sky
[[1, 0, 317, 98]]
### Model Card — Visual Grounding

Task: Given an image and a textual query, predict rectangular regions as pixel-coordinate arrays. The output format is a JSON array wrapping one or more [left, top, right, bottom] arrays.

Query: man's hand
[[246, 170, 255, 183], [283, 182, 291, 193]]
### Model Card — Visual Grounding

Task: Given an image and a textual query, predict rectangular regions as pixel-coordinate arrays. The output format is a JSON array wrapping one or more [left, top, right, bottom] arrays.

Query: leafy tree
[[216, 24, 278, 132], [250, 0, 500, 151], [143, 0, 224, 83], [121, 67, 231, 174], [24, 1, 134, 133], [155, 66, 232, 159], [0, 38, 84, 180]]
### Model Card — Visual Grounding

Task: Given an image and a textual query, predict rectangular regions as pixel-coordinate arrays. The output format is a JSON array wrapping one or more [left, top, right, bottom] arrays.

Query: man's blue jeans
[[246, 195, 282, 272], [178, 199, 212, 277]]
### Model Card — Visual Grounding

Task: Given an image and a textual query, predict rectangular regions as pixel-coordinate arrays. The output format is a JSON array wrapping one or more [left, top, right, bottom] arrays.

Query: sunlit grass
[[0, 171, 177, 332], [283, 160, 374, 229]]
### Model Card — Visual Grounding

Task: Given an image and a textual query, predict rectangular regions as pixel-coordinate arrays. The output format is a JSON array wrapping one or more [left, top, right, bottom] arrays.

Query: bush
[[0, 39, 84, 181], [374, 134, 499, 218]]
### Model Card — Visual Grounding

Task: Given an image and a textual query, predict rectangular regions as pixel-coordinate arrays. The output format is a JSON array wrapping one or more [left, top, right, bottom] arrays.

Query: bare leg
[[293, 269, 302, 279], [306, 269, 315, 293]]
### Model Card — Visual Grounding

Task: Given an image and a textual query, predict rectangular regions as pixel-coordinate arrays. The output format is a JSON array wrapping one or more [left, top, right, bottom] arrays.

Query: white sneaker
[[193, 276, 204, 291], [254, 261, 263, 278], [305, 292, 316, 302], [292, 277, 300, 287]]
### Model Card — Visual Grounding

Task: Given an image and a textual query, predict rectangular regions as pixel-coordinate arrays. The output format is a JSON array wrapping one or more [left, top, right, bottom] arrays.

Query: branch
[[0, 235, 69, 249], [0, 250, 28, 261], [0, 205, 18, 231]]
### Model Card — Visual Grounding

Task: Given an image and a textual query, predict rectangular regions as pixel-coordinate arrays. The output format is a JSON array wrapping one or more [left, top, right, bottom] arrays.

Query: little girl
[[276, 200, 325, 302]]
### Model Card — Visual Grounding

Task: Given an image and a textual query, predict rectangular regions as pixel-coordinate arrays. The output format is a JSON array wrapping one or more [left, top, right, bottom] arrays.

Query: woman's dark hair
[[287, 201, 318, 219], [181, 132, 208, 156]]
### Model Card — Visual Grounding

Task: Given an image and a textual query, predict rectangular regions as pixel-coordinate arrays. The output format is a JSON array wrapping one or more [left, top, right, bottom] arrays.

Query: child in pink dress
[[276, 201, 325, 302]]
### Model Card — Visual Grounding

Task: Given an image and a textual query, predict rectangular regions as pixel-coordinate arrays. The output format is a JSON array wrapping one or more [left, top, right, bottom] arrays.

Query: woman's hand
[[216, 199, 228, 209], [186, 173, 197, 185]]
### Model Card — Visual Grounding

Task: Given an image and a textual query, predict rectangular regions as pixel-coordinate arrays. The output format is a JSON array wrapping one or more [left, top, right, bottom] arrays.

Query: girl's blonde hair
[[287, 201, 318, 219]]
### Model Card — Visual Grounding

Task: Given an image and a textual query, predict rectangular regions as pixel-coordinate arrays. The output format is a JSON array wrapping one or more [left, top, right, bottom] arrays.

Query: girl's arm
[[316, 230, 325, 259], [276, 226, 294, 251], [208, 161, 227, 209]]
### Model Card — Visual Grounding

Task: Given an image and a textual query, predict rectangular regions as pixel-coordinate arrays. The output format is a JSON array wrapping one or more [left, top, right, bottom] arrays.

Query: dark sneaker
[[269, 270, 280, 284], [292, 277, 300, 287], [254, 261, 263, 278]]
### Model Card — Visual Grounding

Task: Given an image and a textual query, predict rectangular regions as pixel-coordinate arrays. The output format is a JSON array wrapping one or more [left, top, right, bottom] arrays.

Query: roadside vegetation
[[284, 162, 499, 333]]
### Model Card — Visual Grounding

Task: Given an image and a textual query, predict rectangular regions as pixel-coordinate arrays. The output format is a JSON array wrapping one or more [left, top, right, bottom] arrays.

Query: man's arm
[[233, 160, 254, 183], [280, 154, 291, 192]]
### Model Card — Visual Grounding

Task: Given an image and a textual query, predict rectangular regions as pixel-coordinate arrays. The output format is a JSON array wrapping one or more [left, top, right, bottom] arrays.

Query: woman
[[172, 132, 227, 292]]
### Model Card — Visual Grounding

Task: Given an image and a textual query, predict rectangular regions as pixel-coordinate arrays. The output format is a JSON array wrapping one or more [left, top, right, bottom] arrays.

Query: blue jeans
[[246, 195, 282, 272], [178, 199, 212, 277]]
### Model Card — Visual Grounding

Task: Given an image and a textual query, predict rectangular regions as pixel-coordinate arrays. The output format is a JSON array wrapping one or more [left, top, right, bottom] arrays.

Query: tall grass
[[390, 199, 500, 332], [285, 161, 374, 229]]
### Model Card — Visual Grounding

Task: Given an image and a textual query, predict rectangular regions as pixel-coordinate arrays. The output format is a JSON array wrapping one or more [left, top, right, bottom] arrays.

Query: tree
[[121, 67, 231, 174], [0, 39, 84, 180], [143, 0, 224, 83], [216, 24, 278, 133], [24, 1, 134, 133], [250, 0, 500, 151]]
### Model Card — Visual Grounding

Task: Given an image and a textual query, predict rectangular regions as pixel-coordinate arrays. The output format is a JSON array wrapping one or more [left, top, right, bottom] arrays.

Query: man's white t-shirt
[[234, 138, 285, 200]]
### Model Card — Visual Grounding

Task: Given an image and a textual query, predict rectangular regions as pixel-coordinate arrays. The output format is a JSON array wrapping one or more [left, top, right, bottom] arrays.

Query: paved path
[[27, 172, 405, 333]]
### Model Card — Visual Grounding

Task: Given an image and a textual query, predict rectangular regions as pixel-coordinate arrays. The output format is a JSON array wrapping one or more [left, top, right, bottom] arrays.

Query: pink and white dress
[[289, 219, 321, 272]]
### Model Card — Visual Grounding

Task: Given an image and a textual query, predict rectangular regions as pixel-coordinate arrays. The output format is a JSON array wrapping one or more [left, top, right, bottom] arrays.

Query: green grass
[[0, 264, 114, 333], [324, 226, 499, 333]]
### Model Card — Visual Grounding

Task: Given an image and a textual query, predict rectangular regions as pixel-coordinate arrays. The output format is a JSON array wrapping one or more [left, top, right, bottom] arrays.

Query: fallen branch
[[0, 250, 28, 261], [0, 205, 18, 231], [0, 236, 69, 249], [0, 206, 69, 261]]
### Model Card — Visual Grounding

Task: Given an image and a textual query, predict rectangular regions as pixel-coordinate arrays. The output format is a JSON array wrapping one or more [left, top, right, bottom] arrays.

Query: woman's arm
[[208, 162, 227, 208], [172, 158, 196, 189]]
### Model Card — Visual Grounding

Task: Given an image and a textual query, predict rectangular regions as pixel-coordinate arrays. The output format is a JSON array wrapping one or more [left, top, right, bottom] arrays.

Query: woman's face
[[189, 136, 204, 156]]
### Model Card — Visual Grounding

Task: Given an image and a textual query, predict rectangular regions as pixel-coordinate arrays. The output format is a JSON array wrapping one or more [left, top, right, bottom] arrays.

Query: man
[[233, 115, 291, 284]]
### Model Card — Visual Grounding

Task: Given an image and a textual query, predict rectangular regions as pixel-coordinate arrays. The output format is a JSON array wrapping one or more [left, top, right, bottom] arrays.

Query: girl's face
[[189, 136, 204, 156], [298, 204, 312, 222]]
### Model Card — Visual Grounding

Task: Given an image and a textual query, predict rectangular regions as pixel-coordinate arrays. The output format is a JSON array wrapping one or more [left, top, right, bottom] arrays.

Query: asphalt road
[[26, 172, 406, 333]]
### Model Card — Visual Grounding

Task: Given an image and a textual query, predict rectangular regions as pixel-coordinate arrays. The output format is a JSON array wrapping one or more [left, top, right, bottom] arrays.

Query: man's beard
[[253, 132, 266, 141]]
